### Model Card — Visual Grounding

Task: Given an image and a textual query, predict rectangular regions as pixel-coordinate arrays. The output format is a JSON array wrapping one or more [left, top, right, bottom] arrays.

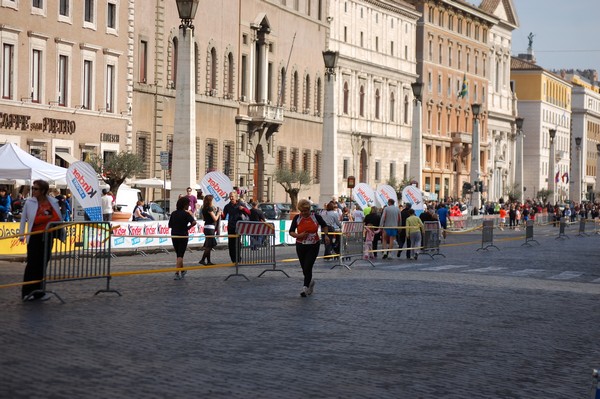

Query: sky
[[510, 0, 600, 72]]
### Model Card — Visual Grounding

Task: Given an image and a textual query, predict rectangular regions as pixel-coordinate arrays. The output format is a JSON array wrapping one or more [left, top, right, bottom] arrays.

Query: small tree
[[503, 183, 522, 203], [274, 167, 311, 212], [87, 152, 145, 195], [536, 188, 553, 204]]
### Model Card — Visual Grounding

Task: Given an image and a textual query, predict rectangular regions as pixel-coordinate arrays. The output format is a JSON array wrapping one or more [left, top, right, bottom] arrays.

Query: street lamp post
[[170, 0, 199, 210], [574, 136, 582, 202], [409, 81, 423, 191], [319, 50, 339, 206], [470, 103, 482, 212], [548, 128, 557, 205], [515, 117, 524, 202]]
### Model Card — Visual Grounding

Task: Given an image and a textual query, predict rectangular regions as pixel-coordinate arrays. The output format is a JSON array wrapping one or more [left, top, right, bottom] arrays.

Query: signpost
[[160, 151, 170, 203]]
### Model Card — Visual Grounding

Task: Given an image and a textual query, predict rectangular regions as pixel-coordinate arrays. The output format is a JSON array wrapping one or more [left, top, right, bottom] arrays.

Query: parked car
[[154, 199, 170, 214], [256, 202, 292, 220], [144, 202, 168, 221]]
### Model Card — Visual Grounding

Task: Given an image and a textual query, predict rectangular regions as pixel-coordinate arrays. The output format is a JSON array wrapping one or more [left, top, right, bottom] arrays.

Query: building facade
[[133, 0, 328, 203], [511, 56, 572, 203], [405, 0, 497, 202], [0, 0, 131, 176], [326, 0, 420, 202]]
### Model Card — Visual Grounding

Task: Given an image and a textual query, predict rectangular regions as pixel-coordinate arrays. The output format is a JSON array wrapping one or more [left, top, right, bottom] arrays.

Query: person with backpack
[[289, 199, 330, 297], [0, 186, 12, 222]]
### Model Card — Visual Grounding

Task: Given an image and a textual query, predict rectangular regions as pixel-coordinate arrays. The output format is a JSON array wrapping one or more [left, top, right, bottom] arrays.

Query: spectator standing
[[198, 195, 221, 265], [169, 196, 197, 280], [0, 186, 12, 222], [380, 198, 401, 259], [405, 208, 425, 260], [363, 206, 381, 258], [19, 180, 63, 301], [322, 201, 342, 259], [396, 203, 412, 259], [222, 191, 250, 262], [352, 204, 365, 222], [249, 200, 267, 250], [185, 187, 198, 216], [101, 189, 114, 221]]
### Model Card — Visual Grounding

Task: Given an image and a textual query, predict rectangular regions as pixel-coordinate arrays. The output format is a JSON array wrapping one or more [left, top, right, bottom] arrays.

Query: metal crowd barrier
[[557, 217, 570, 240], [29, 221, 121, 303], [522, 220, 540, 246], [226, 221, 286, 281], [478, 220, 499, 251], [577, 219, 590, 237], [422, 221, 445, 258], [332, 221, 372, 270]]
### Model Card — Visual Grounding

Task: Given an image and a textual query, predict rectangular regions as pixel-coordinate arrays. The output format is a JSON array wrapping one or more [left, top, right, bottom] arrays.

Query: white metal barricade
[[225, 221, 287, 281], [332, 221, 373, 270]]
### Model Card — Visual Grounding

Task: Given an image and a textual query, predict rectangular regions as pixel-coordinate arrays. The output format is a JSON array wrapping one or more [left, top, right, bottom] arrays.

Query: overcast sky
[[510, 0, 600, 72]]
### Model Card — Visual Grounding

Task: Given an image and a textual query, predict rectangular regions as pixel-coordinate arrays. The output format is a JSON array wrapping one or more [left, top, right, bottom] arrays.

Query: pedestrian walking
[[405, 208, 424, 260], [289, 199, 330, 297], [19, 180, 64, 301], [222, 191, 250, 263], [169, 196, 197, 280]]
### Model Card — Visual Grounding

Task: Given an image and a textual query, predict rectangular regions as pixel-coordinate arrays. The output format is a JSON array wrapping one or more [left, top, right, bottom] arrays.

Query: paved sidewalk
[[1, 224, 599, 398]]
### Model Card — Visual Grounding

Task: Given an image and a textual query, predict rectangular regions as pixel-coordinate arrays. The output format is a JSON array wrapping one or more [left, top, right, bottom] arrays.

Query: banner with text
[[352, 183, 376, 209], [199, 171, 233, 209], [67, 161, 102, 221], [402, 185, 424, 216], [375, 184, 398, 208]]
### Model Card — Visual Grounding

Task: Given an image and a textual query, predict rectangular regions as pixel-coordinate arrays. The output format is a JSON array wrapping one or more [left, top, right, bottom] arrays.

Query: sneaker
[[396, 251, 401, 257], [414, 253, 419, 260], [382, 253, 388, 259], [300, 286, 308, 297], [199, 259, 207, 265], [307, 280, 316, 295], [180, 270, 187, 279], [206, 261, 215, 265], [39, 293, 51, 301], [174, 272, 182, 280]]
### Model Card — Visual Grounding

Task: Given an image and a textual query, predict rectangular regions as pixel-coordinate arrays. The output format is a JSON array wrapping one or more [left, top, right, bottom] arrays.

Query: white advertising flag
[[402, 185, 424, 216], [352, 183, 376, 209], [67, 161, 102, 221], [375, 184, 398, 208], [199, 171, 233, 208]]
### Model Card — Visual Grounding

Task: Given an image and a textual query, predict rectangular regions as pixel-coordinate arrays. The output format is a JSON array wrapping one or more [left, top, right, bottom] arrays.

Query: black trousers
[[228, 233, 241, 263], [296, 242, 320, 287], [396, 229, 411, 258], [22, 233, 53, 299]]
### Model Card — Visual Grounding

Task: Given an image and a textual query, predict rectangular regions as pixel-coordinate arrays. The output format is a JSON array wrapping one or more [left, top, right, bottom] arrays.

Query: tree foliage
[[274, 167, 312, 211], [503, 183, 522, 203], [86, 152, 145, 194], [536, 188, 553, 203]]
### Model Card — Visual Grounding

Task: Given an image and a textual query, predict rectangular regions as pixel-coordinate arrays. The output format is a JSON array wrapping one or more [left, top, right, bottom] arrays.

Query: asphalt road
[[1, 223, 599, 398]]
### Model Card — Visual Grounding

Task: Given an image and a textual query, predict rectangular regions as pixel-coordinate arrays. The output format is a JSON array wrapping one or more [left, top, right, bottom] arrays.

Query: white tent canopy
[[130, 177, 201, 191], [0, 143, 67, 185]]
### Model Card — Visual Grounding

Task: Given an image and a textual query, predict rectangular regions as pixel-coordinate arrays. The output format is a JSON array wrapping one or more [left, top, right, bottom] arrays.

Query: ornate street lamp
[[409, 81, 424, 193], [170, 0, 199, 210], [176, 0, 199, 29], [319, 50, 339, 205], [515, 117, 524, 201], [470, 103, 482, 212], [574, 137, 582, 202]]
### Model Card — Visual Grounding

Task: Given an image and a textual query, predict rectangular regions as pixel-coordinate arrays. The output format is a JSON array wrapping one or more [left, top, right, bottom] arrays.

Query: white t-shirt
[[102, 194, 114, 214]]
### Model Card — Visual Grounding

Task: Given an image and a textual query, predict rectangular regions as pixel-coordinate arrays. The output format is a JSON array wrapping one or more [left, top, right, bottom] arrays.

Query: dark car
[[154, 199, 170, 214], [257, 203, 281, 220]]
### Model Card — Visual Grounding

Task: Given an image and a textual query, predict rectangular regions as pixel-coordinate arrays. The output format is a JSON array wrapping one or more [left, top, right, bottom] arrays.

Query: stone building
[[0, 0, 131, 174], [132, 0, 328, 203]]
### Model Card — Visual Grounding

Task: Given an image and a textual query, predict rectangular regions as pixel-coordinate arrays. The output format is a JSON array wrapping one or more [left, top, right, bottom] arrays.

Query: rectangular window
[[206, 139, 217, 172], [139, 40, 147, 83], [389, 162, 396, 180], [390, 41, 394, 56], [375, 36, 379, 52], [33, 0, 42, 8], [136, 132, 151, 177], [344, 27, 347, 43], [241, 55, 247, 98], [2, 44, 14, 100], [303, 150, 311, 175], [58, 55, 68, 106], [59, 0, 69, 16], [290, 148, 299, 173], [343, 158, 349, 178], [375, 161, 381, 181], [223, 142, 233, 179], [107, 3, 116, 29], [314, 151, 321, 183], [105, 64, 114, 112], [82, 60, 92, 109], [31, 49, 42, 103], [84, 0, 94, 23]]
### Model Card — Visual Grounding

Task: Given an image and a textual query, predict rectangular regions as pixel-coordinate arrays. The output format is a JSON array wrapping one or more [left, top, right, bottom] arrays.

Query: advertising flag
[[457, 73, 468, 99], [352, 183, 376, 209], [375, 184, 398, 208], [402, 185, 424, 216], [67, 161, 102, 221], [555, 171, 560, 183], [199, 171, 233, 208]]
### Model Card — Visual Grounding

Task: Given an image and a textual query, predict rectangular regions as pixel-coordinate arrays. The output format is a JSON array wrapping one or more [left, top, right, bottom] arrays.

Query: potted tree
[[274, 167, 311, 218]]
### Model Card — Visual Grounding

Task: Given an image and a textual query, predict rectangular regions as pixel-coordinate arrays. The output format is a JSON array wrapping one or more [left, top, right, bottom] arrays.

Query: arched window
[[304, 74, 311, 112], [171, 37, 178, 88], [359, 85, 365, 117], [291, 70, 299, 111], [209, 47, 217, 92], [226, 52, 234, 98], [390, 91, 395, 122], [403, 95, 409, 124], [316, 77, 322, 115], [375, 89, 380, 119], [343, 82, 349, 114]]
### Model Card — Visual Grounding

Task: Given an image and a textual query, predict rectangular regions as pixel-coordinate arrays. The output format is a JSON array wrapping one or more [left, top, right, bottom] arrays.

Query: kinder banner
[[200, 171, 233, 208], [352, 183, 376, 209], [375, 184, 398, 208], [67, 161, 102, 221], [402, 185, 424, 216]]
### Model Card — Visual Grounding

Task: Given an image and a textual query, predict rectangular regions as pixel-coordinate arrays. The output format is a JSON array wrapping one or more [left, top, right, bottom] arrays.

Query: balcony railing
[[248, 103, 284, 123]]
